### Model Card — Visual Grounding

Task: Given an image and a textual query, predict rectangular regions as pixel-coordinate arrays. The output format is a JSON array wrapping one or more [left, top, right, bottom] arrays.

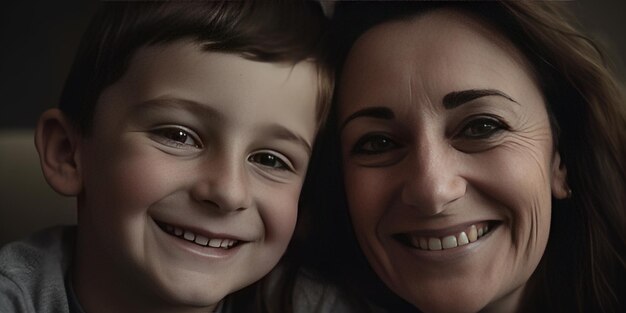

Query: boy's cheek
[[259, 181, 301, 225], [79, 142, 179, 217], [252, 187, 299, 271]]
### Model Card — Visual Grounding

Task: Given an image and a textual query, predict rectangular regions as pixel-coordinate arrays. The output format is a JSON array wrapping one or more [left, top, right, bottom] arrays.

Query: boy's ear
[[550, 151, 570, 199], [34, 108, 83, 196]]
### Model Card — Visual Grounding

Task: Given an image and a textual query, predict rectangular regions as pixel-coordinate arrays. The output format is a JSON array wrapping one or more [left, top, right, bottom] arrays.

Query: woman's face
[[339, 9, 568, 313]]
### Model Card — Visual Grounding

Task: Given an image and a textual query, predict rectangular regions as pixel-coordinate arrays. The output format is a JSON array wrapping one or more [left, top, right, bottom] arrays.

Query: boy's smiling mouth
[[155, 220, 242, 249]]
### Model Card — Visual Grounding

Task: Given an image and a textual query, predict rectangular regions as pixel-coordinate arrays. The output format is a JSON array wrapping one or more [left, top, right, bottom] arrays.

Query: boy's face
[[75, 41, 318, 308]]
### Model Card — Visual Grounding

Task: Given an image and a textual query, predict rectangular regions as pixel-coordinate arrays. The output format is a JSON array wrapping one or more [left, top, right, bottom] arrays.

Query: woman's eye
[[352, 134, 399, 154], [461, 118, 505, 139], [248, 153, 290, 171], [152, 127, 200, 148]]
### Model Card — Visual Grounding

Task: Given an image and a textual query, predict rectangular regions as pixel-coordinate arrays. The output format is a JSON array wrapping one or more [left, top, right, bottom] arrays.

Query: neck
[[481, 285, 525, 313]]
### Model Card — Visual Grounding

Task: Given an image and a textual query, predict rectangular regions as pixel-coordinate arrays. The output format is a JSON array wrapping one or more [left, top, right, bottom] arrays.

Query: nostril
[[401, 170, 467, 210], [202, 199, 247, 213], [202, 199, 220, 209], [191, 177, 252, 212]]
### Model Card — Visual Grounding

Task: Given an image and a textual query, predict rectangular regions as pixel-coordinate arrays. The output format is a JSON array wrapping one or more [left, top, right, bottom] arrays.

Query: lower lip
[[151, 218, 244, 259], [392, 225, 498, 262]]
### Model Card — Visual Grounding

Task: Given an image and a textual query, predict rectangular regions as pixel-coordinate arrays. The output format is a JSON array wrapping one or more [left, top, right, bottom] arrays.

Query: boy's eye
[[151, 126, 201, 148], [248, 152, 291, 171], [460, 117, 506, 139], [352, 134, 399, 155]]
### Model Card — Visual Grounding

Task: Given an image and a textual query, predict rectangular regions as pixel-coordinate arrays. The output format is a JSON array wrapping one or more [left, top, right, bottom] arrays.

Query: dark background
[[0, 0, 97, 128], [0, 0, 625, 129]]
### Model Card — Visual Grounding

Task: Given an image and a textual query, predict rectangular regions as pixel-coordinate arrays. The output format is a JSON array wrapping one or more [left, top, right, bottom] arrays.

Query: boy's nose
[[400, 141, 466, 216], [191, 157, 251, 213]]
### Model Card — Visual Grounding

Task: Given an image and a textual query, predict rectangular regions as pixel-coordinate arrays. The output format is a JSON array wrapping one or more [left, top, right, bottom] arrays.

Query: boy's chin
[[149, 270, 238, 309], [145, 263, 261, 310]]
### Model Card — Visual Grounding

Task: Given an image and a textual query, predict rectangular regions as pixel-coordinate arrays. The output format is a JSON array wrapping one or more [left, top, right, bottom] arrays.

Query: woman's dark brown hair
[[295, 1, 626, 312]]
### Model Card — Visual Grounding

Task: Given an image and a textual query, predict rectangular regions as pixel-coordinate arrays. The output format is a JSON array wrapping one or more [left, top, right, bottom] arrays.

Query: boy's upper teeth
[[406, 223, 492, 251], [162, 223, 238, 249]]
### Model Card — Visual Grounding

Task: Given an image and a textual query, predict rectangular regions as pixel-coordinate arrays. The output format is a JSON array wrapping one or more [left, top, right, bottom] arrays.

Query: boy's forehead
[[95, 40, 319, 140], [121, 41, 317, 97]]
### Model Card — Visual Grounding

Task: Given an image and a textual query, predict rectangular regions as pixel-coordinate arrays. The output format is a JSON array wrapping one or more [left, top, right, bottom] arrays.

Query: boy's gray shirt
[[0, 226, 363, 313], [0, 226, 74, 313]]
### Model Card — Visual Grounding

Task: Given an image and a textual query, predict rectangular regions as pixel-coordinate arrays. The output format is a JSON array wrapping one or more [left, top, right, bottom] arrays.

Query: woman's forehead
[[338, 8, 540, 118], [343, 8, 528, 78]]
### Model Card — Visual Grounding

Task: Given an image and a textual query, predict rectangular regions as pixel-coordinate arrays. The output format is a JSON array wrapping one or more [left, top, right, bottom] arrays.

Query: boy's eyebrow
[[262, 124, 312, 156], [132, 97, 224, 121]]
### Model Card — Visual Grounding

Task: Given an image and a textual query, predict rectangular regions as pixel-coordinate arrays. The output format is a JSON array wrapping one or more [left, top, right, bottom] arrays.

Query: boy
[[0, 1, 332, 312]]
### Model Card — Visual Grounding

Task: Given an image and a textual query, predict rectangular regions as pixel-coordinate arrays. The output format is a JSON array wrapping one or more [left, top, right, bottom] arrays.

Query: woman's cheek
[[478, 142, 553, 264]]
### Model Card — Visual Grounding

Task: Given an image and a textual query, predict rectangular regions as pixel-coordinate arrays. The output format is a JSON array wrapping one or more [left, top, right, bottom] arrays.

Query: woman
[[295, 2, 626, 312]]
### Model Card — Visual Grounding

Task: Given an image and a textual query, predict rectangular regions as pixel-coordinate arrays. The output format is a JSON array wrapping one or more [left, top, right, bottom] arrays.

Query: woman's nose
[[190, 155, 251, 213], [400, 140, 466, 216]]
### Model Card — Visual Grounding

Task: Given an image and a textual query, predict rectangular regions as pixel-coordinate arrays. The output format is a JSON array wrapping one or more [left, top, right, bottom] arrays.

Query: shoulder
[[291, 268, 385, 313], [292, 269, 351, 312], [221, 264, 387, 313], [0, 226, 75, 312]]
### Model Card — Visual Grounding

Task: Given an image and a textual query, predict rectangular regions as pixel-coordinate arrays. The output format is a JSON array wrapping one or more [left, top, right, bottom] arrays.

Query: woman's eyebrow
[[442, 89, 519, 109], [340, 106, 395, 130]]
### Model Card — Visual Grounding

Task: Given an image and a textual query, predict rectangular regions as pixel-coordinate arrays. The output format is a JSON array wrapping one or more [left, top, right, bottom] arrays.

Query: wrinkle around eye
[[454, 133, 508, 154], [347, 140, 407, 168], [453, 126, 550, 155]]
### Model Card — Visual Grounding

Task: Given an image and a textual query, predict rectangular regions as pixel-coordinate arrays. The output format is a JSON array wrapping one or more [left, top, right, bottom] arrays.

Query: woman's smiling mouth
[[395, 221, 499, 251]]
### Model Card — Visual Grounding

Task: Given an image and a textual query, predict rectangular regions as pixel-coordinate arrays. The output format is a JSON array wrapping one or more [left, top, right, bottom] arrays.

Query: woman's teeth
[[160, 223, 238, 249], [407, 223, 491, 251]]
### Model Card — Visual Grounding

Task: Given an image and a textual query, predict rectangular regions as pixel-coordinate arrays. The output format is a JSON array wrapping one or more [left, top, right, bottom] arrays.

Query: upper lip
[[153, 218, 249, 242], [394, 220, 498, 238]]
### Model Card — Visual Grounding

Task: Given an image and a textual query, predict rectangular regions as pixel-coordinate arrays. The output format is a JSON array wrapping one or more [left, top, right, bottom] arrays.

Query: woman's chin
[[399, 287, 491, 313], [391, 278, 525, 313]]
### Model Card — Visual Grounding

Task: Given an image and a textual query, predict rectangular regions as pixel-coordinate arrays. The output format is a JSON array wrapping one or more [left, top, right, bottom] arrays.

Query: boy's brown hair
[[59, 0, 333, 133]]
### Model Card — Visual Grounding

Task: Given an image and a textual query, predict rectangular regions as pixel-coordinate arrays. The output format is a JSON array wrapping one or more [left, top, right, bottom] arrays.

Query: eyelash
[[351, 133, 400, 155], [150, 126, 202, 149], [149, 127, 296, 173], [248, 151, 293, 172], [351, 115, 507, 155], [458, 115, 508, 139]]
